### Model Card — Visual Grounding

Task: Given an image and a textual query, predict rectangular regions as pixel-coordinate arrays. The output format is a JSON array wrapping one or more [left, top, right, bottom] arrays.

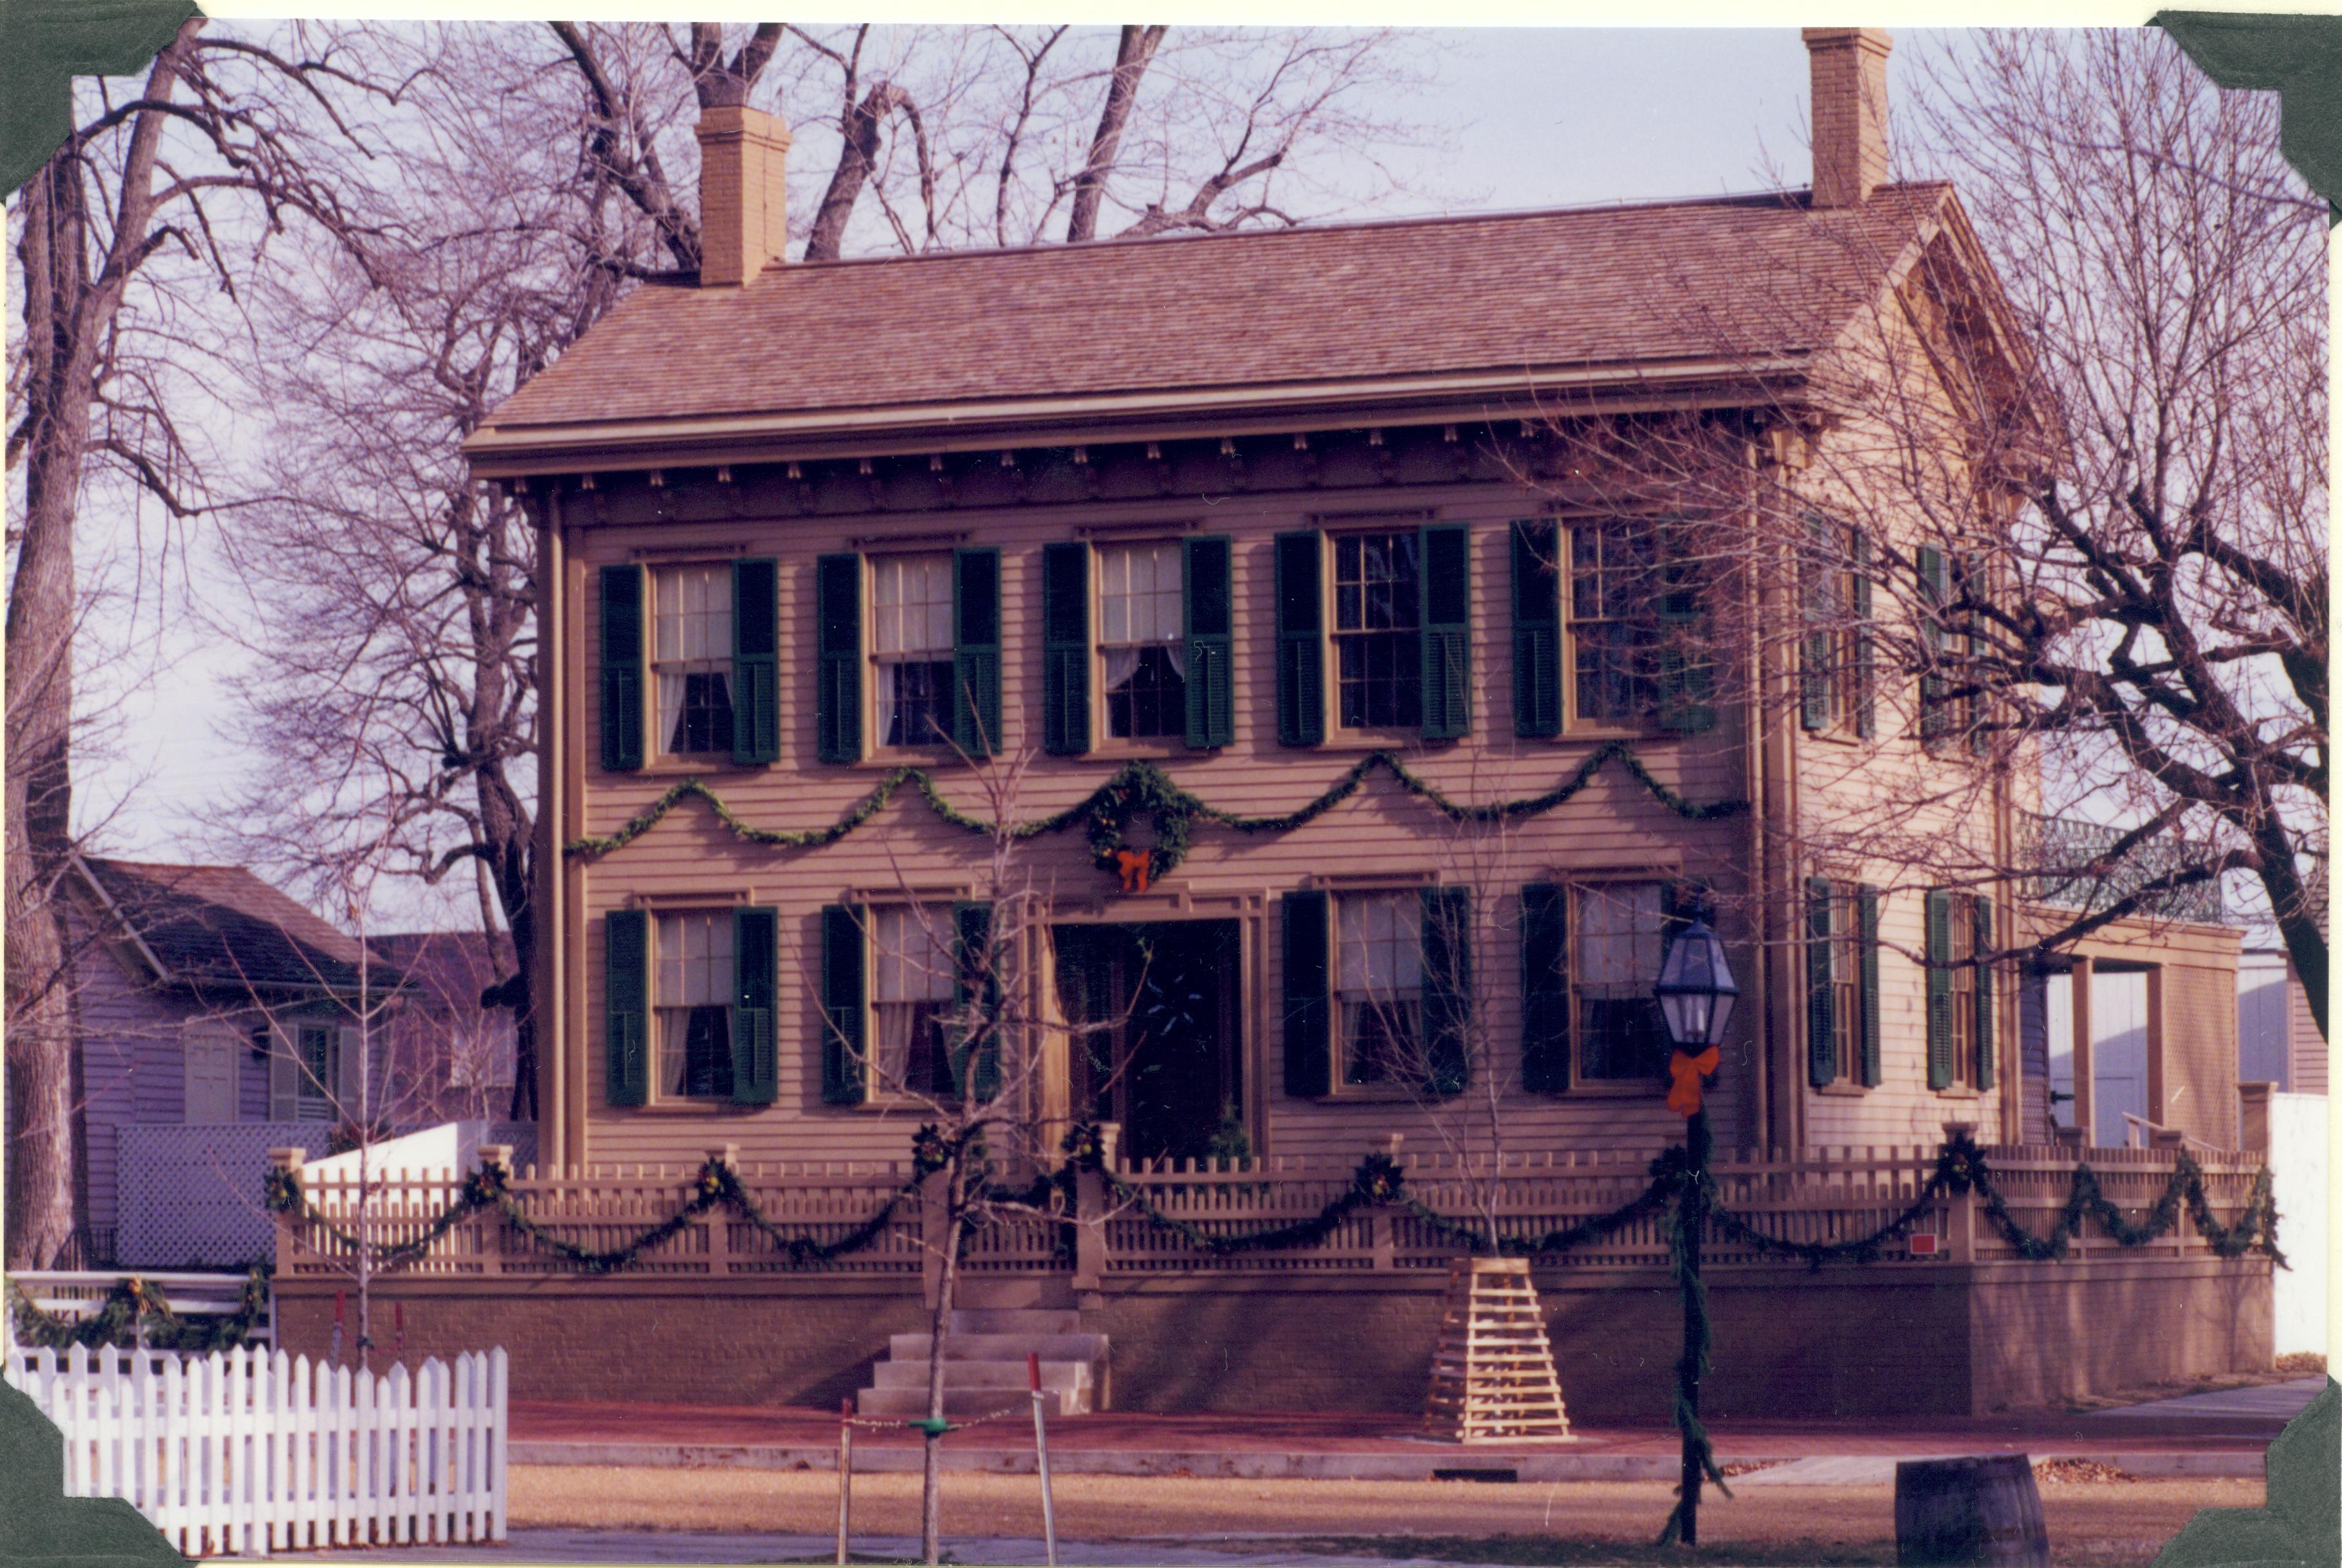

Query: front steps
[[856, 1280, 1108, 1418]]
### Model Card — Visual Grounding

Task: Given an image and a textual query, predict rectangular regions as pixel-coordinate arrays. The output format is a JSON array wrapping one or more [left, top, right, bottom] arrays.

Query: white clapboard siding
[[5, 1342, 506, 1558]]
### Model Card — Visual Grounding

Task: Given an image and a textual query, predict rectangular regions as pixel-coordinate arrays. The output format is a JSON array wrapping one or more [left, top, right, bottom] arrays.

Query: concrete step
[[889, 1332, 1108, 1363], [954, 1276, 1077, 1311], [871, 1358, 1092, 1393], [948, 1308, 1084, 1336], [855, 1382, 1084, 1418]]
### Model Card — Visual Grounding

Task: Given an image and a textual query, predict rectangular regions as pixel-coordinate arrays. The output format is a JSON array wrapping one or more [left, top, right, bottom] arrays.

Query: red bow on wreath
[[1115, 848, 1155, 893]]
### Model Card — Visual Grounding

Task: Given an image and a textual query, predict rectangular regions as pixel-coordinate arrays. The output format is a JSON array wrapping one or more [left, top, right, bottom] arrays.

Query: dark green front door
[[1055, 920, 1242, 1164]]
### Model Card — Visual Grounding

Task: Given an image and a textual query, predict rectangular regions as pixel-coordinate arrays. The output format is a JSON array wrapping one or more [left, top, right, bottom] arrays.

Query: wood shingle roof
[[471, 183, 1958, 459]]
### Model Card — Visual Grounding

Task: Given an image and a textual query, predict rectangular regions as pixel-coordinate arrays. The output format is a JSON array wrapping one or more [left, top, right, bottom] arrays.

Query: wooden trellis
[[1424, 1256, 1573, 1444]]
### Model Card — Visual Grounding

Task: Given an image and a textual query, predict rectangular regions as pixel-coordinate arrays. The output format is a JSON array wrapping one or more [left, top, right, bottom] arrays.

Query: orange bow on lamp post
[[1650, 915, 1738, 1548]]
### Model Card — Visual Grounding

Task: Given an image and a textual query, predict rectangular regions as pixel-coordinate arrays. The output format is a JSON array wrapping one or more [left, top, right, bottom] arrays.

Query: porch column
[[2069, 957, 2094, 1146]]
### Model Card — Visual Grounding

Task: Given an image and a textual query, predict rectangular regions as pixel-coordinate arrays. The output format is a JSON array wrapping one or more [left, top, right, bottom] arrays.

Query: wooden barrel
[[1894, 1455, 2049, 1566]]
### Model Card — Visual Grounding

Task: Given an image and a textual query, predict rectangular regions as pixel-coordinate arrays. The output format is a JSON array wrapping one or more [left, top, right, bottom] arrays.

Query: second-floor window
[[1098, 543, 1186, 740], [871, 554, 955, 748], [656, 911, 734, 1099], [1570, 524, 1663, 726], [1333, 533, 1423, 730], [653, 566, 735, 756]]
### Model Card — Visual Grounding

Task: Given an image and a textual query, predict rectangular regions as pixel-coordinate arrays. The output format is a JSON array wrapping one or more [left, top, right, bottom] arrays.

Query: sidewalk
[[507, 1376, 2324, 1484], [275, 1527, 1537, 1566]]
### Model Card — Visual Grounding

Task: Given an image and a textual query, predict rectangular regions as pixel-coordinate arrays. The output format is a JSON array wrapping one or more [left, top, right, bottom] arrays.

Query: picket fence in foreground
[[5, 1342, 506, 1557]]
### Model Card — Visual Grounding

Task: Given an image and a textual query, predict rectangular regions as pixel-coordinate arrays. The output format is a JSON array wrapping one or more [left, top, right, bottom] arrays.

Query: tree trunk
[[1065, 25, 1167, 244], [921, 1184, 966, 1566], [5, 148, 91, 1271]]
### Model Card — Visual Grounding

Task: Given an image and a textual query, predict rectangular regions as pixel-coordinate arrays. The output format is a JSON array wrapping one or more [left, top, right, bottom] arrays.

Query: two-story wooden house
[[330, 27, 2265, 1418]]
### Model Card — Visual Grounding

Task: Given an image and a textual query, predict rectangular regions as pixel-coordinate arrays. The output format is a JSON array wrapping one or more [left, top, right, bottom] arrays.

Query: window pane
[[1333, 533, 1422, 728], [653, 566, 735, 753], [655, 912, 736, 1098], [1576, 884, 1667, 1080], [873, 555, 953, 655]]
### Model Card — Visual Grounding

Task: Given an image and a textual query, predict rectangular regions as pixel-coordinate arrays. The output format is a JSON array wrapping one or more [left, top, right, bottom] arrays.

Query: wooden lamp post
[[1652, 917, 1739, 1548]]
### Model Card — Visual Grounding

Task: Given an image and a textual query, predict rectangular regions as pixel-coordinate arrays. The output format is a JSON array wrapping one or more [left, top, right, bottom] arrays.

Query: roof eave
[[461, 355, 1817, 479]]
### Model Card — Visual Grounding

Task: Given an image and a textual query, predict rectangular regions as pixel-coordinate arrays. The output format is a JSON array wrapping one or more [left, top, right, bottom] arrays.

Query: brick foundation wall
[[274, 1258, 2267, 1418], [274, 1282, 929, 1407]]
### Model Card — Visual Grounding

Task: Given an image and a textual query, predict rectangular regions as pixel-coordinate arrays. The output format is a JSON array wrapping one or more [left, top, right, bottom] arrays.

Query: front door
[[1055, 921, 1241, 1164]]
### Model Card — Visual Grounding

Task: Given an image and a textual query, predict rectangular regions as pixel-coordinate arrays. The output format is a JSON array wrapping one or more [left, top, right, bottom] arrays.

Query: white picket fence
[[6, 1342, 506, 1557]]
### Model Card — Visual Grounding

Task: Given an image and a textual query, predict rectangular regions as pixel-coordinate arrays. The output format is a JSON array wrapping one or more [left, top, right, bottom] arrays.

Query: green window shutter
[[731, 906, 779, 1104], [953, 548, 1002, 757], [732, 558, 780, 764], [1807, 877, 1836, 1087], [819, 904, 867, 1104], [604, 908, 649, 1107], [1917, 545, 1949, 749], [1851, 533, 1876, 741], [1281, 889, 1331, 1097], [1184, 535, 1235, 748], [1519, 883, 1570, 1093], [1858, 885, 1883, 1086], [1961, 554, 1989, 757], [1420, 886, 1472, 1095], [1419, 524, 1472, 740], [1273, 531, 1325, 746], [1973, 895, 1996, 1091], [1800, 516, 1832, 732], [1654, 551, 1716, 733], [1925, 890, 1953, 1089], [599, 564, 645, 772], [815, 553, 863, 764], [1040, 542, 1091, 757], [953, 901, 1000, 1100], [1510, 521, 1562, 739]]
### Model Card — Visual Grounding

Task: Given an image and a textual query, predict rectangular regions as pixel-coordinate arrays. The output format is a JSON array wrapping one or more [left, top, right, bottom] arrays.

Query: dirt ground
[[511, 1464, 2262, 1567]]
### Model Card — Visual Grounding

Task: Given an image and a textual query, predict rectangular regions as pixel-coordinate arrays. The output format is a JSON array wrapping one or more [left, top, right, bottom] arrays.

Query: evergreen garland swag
[[8, 1267, 272, 1353], [562, 740, 1747, 878], [260, 1128, 2281, 1278]]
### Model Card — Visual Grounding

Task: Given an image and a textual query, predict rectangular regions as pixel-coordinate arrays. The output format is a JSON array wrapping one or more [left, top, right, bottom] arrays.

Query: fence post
[[920, 1166, 949, 1309], [705, 1146, 737, 1278], [269, 1148, 309, 1276], [477, 1145, 512, 1277], [1071, 1124, 1118, 1304]]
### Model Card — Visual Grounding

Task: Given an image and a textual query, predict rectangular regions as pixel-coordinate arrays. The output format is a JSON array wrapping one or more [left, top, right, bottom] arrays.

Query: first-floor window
[[1831, 893, 1868, 1081], [296, 1024, 337, 1120], [871, 553, 955, 746], [653, 564, 735, 756], [1098, 542, 1186, 739], [657, 911, 734, 1098], [873, 907, 957, 1099], [1947, 893, 1977, 1089], [1336, 891, 1422, 1085], [1576, 883, 1669, 1080]]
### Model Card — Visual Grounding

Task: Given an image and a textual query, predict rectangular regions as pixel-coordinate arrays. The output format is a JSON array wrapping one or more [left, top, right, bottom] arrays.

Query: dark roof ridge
[[733, 181, 1952, 278]]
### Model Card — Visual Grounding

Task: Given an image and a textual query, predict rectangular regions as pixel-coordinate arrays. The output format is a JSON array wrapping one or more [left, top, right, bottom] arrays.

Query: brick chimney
[[695, 104, 791, 286], [1803, 27, 1892, 208]]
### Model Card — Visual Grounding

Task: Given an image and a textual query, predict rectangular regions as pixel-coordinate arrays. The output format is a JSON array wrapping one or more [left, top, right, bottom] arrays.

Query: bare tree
[[839, 741, 1117, 1566], [5, 18, 385, 1267], [201, 21, 1444, 1133], [1498, 31, 2323, 1062]]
